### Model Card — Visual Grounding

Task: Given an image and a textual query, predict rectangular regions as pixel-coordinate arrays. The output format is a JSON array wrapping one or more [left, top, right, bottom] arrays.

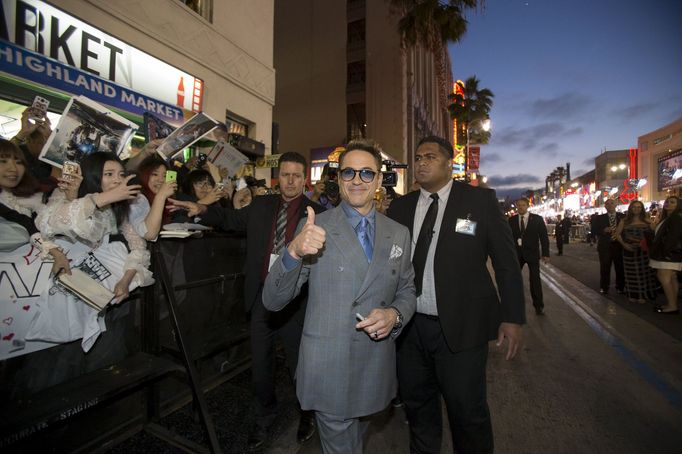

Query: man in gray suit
[[263, 139, 416, 453]]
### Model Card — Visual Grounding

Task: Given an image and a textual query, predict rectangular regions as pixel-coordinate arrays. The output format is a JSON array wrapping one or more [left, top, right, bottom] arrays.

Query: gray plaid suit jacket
[[263, 205, 416, 418]]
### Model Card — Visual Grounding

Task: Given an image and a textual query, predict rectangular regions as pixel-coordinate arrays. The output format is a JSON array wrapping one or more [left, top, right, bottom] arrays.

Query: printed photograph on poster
[[143, 112, 176, 142], [39, 96, 139, 168], [207, 139, 250, 177], [156, 112, 219, 160]]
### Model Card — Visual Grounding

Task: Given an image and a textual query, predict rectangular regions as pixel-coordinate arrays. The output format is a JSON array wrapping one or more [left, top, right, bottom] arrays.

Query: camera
[[382, 160, 407, 188], [325, 180, 339, 198], [195, 153, 208, 169]]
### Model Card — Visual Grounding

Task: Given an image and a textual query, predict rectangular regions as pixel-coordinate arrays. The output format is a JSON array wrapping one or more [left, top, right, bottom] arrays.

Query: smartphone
[[236, 177, 247, 191], [29, 95, 49, 122], [165, 170, 177, 183], [62, 160, 80, 181]]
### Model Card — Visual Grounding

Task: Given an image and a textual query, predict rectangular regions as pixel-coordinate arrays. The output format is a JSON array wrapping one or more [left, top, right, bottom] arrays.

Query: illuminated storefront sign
[[0, 40, 183, 124], [0, 0, 203, 114]]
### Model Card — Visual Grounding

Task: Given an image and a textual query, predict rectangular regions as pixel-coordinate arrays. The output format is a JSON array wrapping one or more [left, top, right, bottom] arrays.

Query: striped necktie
[[273, 202, 289, 254]]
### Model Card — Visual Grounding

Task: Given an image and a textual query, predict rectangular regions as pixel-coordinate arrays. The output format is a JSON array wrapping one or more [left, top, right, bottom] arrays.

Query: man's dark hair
[[516, 197, 530, 205], [279, 151, 307, 175], [183, 169, 215, 196], [339, 139, 383, 170], [418, 135, 453, 159]]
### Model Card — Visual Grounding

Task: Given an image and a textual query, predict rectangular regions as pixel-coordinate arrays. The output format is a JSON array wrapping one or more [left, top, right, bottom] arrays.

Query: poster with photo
[[207, 139, 250, 177], [143, 112, 176, 142], [155, 112, 219, 160], [39, 96, 138, 168]]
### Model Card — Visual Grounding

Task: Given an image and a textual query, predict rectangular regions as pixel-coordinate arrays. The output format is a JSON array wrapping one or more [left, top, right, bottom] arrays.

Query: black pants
[[250, 287, 305, 428], [598, 241, 625, 291], [556, 236, 564, 255], [519, 257, 543, 310], [397, 314, 492, 454]]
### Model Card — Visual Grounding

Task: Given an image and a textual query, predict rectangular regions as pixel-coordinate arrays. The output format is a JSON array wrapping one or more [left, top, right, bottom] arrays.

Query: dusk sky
[[448, 0, 682, 198]]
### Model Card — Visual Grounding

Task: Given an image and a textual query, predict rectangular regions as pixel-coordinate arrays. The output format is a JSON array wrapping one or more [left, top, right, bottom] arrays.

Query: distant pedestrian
[[591, 199, 625, 295], [509, 197, 550, 315], [554, 214, 572, 255]]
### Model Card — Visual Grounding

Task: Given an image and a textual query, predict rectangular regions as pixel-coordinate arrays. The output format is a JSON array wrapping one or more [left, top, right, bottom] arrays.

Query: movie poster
[[155, 112, 219, 160], [39, 96, 138, 168]]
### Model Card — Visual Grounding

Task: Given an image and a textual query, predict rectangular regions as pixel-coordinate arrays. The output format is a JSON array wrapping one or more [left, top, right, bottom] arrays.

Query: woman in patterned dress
[[614, 200, 658, 303]]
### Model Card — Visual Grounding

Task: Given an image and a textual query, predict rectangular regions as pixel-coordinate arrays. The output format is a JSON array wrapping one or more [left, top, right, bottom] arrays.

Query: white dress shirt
[[411, 179, 453, 316]]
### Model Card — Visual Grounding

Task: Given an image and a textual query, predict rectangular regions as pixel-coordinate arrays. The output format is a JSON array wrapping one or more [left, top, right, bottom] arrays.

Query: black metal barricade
[[0, 232, 249, 452]]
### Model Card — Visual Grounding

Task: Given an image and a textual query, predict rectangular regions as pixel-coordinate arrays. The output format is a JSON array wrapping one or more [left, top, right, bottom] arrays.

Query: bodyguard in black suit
[[509, 197, 549, 315], [170, 152, 323, 449], [388, 136, 525, 454], [590, 198, 625, 294]]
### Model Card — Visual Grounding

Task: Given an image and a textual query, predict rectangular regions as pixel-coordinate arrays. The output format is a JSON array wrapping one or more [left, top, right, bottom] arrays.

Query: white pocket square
[[389, 244, 403, 261]]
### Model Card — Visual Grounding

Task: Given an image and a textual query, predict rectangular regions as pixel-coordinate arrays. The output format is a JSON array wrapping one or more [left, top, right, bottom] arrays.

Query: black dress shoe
[[535, 307, 544, 315], [297, 411, 316, 444], [391, 396, 405, 408], [247, 425, 268, 451], [654, 307, 680, 314], [616, 289, 626, 295], [599, 289, 608, 295]]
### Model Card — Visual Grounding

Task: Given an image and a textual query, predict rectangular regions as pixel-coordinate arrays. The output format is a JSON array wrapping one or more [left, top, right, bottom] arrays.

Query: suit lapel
[[325, 206, 370, 275]]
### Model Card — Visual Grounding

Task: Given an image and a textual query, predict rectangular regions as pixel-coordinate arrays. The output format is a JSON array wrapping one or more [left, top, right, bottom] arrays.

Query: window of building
[[179, 0, 213, 22], [347, 61, 366, 90], [225, 110, 251, 137], [347, 103, 366, 139], [347, 20, 366, 51]]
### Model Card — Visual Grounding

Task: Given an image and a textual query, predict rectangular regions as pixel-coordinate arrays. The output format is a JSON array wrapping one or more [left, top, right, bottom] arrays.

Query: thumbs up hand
[[288, 206, 326, 259]]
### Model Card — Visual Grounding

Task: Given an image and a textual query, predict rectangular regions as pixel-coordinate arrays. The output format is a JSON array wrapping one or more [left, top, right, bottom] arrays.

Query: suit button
[[380, 301, 386, 306], [392, 269, 396, 275], [352, 301, 359, 307]]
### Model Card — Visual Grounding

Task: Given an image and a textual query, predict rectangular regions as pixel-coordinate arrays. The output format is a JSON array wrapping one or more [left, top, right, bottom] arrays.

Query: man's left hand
[[496, 322, 523, 360], [355, 307, 397, 341]]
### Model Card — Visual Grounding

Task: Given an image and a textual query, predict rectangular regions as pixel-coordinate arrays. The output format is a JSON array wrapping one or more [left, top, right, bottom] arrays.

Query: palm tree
[[390, 0, 480, 50], [389, 1, 481, 105], [448, 76, 494, 145]]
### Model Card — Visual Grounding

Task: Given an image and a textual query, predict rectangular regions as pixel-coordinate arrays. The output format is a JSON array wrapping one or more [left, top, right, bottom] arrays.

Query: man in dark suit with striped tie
[[509, 197, 550, 315], [169, 152, 324, 449]]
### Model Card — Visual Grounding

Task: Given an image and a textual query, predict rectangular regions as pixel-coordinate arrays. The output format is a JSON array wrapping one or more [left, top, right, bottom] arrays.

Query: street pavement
[[109, 240, 682, 453]]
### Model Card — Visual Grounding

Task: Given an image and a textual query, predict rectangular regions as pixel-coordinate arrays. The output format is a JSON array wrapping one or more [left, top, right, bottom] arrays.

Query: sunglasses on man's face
[[339, 167, 377, 183]]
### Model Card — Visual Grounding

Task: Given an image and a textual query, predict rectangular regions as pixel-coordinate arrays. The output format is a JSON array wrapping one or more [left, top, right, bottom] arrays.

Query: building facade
[[273, 0, 453, 193], [638, 116, 682, 202], [1, 0, 275, 178]]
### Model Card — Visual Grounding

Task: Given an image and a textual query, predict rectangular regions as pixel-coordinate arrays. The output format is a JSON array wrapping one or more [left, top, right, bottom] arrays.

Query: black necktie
[[413, 193, 439, 296], [520, 216, 526, 235]]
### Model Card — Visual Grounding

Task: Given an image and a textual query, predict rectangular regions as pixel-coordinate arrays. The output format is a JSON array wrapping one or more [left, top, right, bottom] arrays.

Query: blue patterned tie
[[356, 217, 373, 262]]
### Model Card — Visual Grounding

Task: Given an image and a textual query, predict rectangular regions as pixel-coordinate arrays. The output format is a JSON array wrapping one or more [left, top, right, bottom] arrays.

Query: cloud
[[582, 156, 596, 166], [570, 168, 588, 178], [492, 122, 583, 151], [614, 102, 657, 120], [480, 152, 502, 165], [527, 93, 595, 120], [539, 143, 559, 156], [486, 173, 543, 188]]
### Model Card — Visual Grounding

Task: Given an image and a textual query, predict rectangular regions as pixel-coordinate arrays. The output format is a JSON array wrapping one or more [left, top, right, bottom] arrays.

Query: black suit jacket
[[388, 182, 525, 352], [201, 194, 325, 311], [508, 213, 549, 262], [591, 211, 625, 253]]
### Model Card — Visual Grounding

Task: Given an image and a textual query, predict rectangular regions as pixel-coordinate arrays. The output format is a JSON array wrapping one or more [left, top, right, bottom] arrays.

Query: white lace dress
[[26, 191, 154, 351]]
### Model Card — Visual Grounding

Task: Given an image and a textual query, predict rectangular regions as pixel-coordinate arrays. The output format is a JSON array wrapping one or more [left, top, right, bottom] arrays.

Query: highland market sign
[[0, 0, 203, 121]]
